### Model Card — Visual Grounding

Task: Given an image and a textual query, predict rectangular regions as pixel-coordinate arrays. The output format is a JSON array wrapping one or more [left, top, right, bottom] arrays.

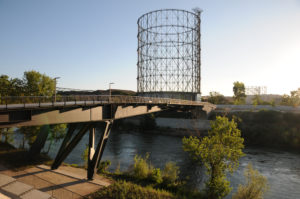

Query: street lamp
[[54, 77, 60, 102], [109, 82, 114, 103]]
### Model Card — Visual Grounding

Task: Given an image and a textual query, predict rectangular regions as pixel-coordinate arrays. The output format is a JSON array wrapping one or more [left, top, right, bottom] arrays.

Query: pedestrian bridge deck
[[0, 95, 215, 128], [0, 95, 214, 110]]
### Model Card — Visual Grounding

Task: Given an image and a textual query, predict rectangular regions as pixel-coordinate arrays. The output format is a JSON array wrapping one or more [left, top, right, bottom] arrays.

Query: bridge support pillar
[[51, 123, 92, 170], [51, 120, 114, 180], [29, 125, 50, 157], [87, 120, 113, 180]]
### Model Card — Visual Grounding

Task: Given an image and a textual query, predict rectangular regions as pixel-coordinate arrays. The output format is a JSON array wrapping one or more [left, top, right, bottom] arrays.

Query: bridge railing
[[0, 95, 211, 109]]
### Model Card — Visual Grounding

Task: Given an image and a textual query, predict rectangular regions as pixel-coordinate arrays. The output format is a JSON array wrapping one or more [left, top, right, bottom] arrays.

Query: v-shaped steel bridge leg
[[51, 123, 92, 170], [87, 120, 113, 180], [51, 121, 113, 180]]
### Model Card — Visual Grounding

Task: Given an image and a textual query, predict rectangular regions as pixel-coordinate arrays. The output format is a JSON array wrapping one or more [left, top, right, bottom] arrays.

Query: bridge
[[0, 95, 215, 179]]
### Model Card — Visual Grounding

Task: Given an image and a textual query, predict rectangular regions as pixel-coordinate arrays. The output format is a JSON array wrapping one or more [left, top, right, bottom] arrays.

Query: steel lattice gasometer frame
[[137, 9, 202, 100]]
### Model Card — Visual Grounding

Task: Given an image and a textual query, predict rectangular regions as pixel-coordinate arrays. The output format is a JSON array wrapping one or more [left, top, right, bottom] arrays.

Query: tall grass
[[232, 163, 269, 199]]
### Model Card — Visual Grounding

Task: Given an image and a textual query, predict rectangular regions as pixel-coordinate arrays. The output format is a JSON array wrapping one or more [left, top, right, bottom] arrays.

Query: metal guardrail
[[0, 95, 213, 110]]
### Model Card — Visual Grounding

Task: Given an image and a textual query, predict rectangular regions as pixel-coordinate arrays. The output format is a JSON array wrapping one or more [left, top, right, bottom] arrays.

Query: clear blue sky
[[0, 0, 299, 96]]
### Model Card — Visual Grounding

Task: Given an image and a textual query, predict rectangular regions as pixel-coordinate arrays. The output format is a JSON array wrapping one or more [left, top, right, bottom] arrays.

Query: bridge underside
[[0, 104, 171, 128]]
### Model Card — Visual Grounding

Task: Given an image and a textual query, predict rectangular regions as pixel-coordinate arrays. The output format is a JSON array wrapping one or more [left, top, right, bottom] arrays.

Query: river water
[[13, 129, 300, 199]]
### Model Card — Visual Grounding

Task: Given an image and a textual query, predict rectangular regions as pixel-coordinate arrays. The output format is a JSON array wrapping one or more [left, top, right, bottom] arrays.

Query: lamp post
[[54, 77, 60, 102], [109, 82, 114, 103]]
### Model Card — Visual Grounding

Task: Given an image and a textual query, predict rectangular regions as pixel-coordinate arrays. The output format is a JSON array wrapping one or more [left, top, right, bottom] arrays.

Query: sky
[[0, 0, 299, 96]]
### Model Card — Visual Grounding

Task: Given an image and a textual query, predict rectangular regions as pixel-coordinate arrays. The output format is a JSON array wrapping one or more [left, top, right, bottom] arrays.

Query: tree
[[0, 128, 14, 143], [20, 71, 62, 155], [280, 88, 300, 107], [0, 75, 11, 97], [10, 78, 25, 96], [233, 82, 246, 105], [23, 70, 55, 96], [232, 163, 269, 199], [252, 95, 262, 106], [45, 123, 67, 153], [0, 71, 65, 155], [19, 126, 42, 146], [208, 91, 228, 104], [182, 116, 245, 199]]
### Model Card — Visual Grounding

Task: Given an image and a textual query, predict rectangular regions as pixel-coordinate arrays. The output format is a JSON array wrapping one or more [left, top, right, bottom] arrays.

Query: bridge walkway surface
[[0, 164, 111, 199]]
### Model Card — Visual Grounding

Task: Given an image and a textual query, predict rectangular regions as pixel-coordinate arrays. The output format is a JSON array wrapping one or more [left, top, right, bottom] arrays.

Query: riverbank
[[115, 110, 300, 151], [210, 110, 300, 150]]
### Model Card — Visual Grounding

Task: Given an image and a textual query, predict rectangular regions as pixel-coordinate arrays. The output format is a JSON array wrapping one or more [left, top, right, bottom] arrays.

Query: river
[[13, 129, 300, 199]]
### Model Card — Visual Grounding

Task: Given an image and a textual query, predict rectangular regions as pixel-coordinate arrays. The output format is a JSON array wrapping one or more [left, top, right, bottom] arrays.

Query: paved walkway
[[0, 164, 111, 199]]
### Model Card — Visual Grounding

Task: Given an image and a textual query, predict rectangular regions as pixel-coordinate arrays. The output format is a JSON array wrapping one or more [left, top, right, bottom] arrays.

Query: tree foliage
[[19, 126, 42, 146], [23, 71, 55, 96], [46, 123, 67, 153], [233, 82, 246, 105], [232, 163, 269, 199], [0, 75, 11, 97], [251, 95, 274, 106], [182, 116, 245, 199], [280, 88, 300, 107], [0, 70, 55, 97], [208, 92, 228, 104]]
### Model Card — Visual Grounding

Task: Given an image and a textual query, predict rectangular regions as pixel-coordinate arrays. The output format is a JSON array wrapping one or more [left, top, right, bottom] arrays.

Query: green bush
[[162, 162, 180, 185], [115, 162, 121, 174], [133, 154, 151, 180], [150, 168, 163, 184], [89, 180, 175, 199], [98, 160, 111, 173], [232, 163, 268, 199]]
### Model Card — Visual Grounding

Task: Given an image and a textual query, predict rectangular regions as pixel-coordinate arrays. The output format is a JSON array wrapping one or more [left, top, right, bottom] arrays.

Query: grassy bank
[[210, 110, 300, 150], [88, 154, 205, 199]]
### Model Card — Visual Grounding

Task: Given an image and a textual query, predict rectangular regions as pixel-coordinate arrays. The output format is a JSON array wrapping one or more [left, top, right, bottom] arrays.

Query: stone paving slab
[[20, 189, 51, 199], [0, 192, 11, 199], [0, 174, 16, 187], [2, 181, 33, 196], [37, 165, 111, 186], [0, 164, 111, 199]]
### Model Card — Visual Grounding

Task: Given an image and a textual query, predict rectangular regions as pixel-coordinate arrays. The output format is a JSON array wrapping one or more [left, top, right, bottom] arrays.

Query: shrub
[[115, 162, 121, 174], [150, 168, 163, 184], [162, 162, 180, 185], [98, 160, 111, 173], [133, 153, 151, 180], [89, 180, 175, 199], [232, 163, 268, 199]]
